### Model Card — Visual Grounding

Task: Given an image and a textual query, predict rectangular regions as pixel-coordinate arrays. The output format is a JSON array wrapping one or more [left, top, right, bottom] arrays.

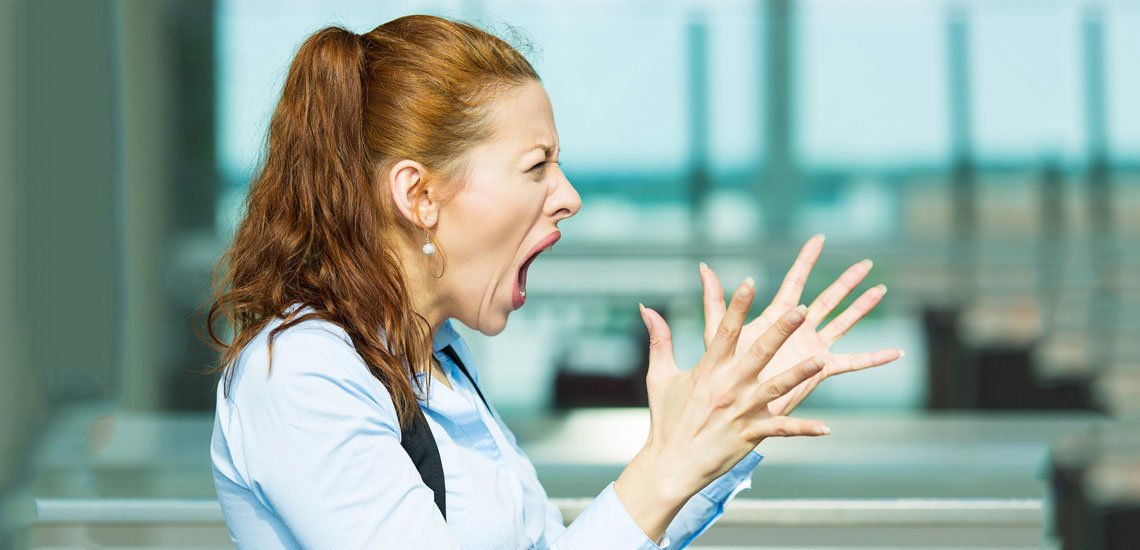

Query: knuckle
[[748, 341, 774, 362], [706, 386, 734, 410], [715, 323, 738, 341]]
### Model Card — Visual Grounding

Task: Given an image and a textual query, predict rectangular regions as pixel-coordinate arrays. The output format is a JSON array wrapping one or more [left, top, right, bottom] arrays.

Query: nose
[[546, 166, 581, 224]]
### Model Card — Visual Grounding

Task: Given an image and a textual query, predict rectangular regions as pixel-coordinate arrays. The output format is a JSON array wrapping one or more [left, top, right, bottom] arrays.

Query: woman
[[206, 14, 901, 549]]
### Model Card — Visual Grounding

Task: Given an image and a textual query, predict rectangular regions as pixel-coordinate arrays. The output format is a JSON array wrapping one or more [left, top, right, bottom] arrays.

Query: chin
[[477, 314, 510, 336], [459, 308, 510, 337]]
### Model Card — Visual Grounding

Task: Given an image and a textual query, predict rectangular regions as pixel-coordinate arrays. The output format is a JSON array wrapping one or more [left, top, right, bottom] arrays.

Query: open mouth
[[512, 230, 561, 310]]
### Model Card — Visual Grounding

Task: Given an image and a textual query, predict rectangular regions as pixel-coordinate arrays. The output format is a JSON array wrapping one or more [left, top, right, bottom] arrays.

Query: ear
[[387, 159, 439, 229]]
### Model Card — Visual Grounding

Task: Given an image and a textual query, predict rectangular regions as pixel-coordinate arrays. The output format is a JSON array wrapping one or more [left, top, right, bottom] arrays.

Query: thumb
[[639, 304, 678, 379]]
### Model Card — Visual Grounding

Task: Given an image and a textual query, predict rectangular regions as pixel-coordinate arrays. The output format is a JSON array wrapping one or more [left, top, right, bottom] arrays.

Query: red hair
[[201, 15, 539, 427]]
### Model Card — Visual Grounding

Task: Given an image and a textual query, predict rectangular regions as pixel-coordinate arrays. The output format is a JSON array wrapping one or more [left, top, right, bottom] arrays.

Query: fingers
[[752, 416, 831, 439], [769, 234, 825, 309], [829, 348, 904, 376], [739, 305, 808, 375], [757, 356, 825, 404], [639, 304, 678, 379], [774, 349, 904, 416], [699, 262, 726, 349], [705, 278, 756, 363], [818, 284, 888, 344], [778, 376, 823, 417], [806, 259, 873, 325]]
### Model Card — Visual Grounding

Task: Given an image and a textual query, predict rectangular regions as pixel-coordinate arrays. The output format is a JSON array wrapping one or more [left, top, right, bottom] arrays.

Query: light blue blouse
[[211, 305, 764, 549]]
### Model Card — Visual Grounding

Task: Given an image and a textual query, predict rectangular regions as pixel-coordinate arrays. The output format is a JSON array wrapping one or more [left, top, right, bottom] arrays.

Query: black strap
[[398, 344, 490, 521], [441, 345, 491, 414], [399, 405, 447, 519]]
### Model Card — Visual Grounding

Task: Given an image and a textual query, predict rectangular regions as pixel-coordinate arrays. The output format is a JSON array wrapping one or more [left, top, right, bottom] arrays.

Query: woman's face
[[435, 80, 581, 335]]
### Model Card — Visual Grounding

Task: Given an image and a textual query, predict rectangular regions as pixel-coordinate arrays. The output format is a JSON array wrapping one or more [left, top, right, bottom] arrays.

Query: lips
[[512, 230, 561, 310]]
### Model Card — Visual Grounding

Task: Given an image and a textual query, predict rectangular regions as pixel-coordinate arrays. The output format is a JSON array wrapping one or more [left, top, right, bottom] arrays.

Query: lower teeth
[[520, 290, 526, 298]]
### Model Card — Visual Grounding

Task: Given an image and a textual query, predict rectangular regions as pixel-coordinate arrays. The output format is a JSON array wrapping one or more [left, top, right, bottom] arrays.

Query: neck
[[401, 240, 450, 336]]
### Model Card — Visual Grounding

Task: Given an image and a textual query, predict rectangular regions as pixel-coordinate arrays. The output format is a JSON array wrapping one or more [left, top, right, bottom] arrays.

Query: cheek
[[448, 178, 544, 307], [449, 192, 531, 290], [469, 187, 540, 253]]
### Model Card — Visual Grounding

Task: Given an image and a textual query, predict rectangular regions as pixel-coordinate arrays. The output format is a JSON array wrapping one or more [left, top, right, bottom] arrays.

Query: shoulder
[[220, 310, 400, 423]]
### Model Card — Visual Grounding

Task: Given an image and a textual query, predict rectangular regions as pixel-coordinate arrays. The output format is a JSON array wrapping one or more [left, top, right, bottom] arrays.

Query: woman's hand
[[614, 277, 833, 542], [699, 235, 904, 416]]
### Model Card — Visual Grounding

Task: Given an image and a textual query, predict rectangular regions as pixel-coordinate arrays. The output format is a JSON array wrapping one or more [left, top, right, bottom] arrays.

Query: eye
[[528, 160, 562, 174]]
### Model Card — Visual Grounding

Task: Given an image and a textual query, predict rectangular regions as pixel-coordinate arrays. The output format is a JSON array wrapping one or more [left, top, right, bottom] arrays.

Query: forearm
[[612, 446, 704, 543]]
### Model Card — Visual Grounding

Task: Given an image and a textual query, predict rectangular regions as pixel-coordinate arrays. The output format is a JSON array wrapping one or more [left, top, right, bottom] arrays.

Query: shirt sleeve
[[664, 450, 763, 548], [482, 391, 763, 549], [538, 451, 762, 550], [223, 327, 460, 550]]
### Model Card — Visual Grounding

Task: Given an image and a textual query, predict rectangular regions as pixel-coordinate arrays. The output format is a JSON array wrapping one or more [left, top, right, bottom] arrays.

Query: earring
[[421, 229, 437, 256]]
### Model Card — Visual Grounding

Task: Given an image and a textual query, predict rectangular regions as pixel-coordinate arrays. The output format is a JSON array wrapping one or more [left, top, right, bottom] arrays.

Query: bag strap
[[399, 344, 489, 520]]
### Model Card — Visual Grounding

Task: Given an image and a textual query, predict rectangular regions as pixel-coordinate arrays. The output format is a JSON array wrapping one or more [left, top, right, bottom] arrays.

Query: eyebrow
[[522, 143, 560, 159]]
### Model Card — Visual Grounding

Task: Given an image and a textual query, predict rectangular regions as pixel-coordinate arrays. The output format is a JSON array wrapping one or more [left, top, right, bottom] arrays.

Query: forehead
[[482, 80, 557, 153]]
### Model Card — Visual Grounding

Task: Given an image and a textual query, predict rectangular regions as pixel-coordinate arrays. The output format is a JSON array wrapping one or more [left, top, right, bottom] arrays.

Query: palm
[[752, 322, 833, 414], [700, 235, 902, 416]]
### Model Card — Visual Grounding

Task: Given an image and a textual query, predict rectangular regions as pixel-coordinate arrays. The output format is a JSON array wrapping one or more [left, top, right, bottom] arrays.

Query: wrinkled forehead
[[482, 81, 559, 157]]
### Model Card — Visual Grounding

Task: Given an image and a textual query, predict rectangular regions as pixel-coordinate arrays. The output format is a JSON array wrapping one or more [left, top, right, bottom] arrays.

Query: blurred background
[[1, 0, 1138, 548]]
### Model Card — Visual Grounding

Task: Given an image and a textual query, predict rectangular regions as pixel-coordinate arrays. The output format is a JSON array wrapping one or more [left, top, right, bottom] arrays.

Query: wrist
[[613, 444, 698, 542]]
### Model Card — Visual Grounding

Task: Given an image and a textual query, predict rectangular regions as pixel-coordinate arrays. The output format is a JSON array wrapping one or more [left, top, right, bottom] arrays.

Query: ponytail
[[206, 26, 427, 428]]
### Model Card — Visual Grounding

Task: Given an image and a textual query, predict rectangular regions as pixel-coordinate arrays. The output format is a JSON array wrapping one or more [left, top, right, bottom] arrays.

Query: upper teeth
[[520, 290, 526, 297]]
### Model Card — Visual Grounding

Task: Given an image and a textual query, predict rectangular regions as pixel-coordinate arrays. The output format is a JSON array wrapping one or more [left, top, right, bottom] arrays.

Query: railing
[[32, 497, 1047, 549]]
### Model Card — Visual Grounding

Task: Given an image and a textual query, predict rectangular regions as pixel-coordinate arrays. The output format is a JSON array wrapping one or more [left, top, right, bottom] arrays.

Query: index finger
[[769, 234, 825, 310]]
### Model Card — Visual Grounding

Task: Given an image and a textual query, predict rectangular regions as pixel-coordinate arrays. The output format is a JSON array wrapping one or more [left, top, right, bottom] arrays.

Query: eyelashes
[[528, 160, 563, 173]]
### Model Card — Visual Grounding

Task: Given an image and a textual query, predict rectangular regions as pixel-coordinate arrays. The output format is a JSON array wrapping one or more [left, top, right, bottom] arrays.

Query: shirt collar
[[432, 319, 460, 353]]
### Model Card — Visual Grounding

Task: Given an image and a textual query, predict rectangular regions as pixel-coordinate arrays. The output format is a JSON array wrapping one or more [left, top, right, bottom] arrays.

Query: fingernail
[[638, 303, 649, 327], [819, 425, 832, 435], [793, 304, 808, 319], [742, 276, 755, 289], [860, 258, 873, 269], [699, 261, 708, 272], [814, 233, 826, 243], [898, 349, 906, 358], [876, 283, 888, 295], [809, 356, 826, 373]]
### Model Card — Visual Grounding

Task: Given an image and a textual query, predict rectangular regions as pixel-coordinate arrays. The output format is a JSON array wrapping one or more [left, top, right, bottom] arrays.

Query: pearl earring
[[421, 229, 437, 256]]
